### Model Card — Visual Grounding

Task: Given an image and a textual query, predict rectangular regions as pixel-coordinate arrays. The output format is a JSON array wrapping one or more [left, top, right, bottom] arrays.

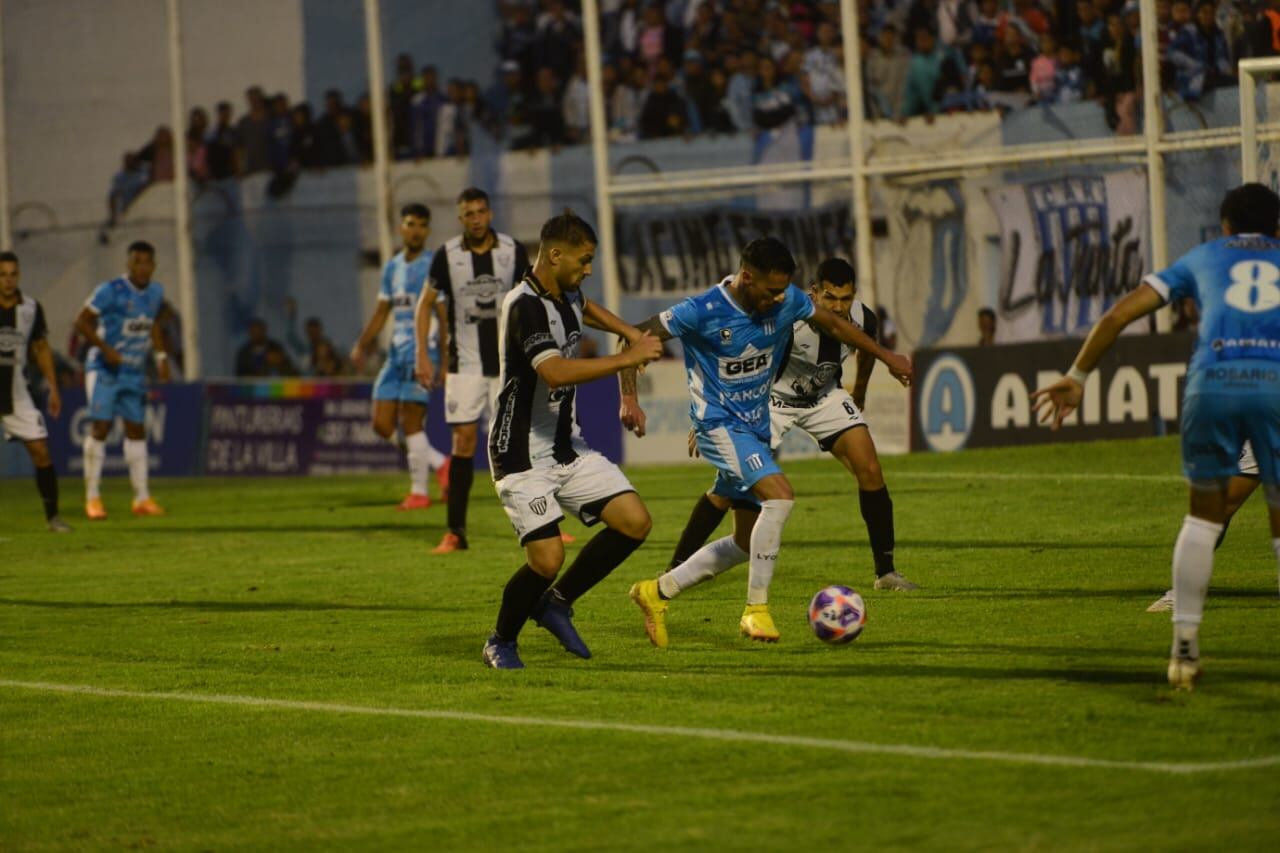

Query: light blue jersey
[[84, 276, 165, 376], [660, 277, 815, 438], [1146, 233, 1280, 483], [661, 277, 815, 505], [380, 249, 436, 364]]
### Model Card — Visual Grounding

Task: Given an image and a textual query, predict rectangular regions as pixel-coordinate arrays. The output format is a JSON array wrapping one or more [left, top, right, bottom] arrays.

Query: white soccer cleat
[[1146, 589, 1174, 613], [874, 571, 919, 591]]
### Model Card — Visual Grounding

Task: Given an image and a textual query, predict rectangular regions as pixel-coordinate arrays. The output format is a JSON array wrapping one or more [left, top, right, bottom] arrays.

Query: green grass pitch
[[2, 436, 1278, 850]]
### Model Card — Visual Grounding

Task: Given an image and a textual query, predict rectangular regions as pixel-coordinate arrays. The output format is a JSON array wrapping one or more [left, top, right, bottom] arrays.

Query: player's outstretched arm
[[74, 306, 121, 367], [536, 331, 663, 389], [618, 315, 675, 437], [413, 288, 437, 387], [349, 300, 391, 371], [582, 299, 643, 345], [809, 305, 912, 386], [850, 347, 876, 411], [150, 320, 172, 382], [1031, 282, 1165, 430]]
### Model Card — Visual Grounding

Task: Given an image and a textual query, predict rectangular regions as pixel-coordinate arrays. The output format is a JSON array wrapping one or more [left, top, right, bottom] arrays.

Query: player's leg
[[486, 472, 566, 669], [82, 371, 113, 518], [23, 438, 70, 531], [435, 373, 487, 552], [122, 416, 161, 516], [667, 489, 731, 569], [398, 400, 432, 510], [739, 471, 794, 641]]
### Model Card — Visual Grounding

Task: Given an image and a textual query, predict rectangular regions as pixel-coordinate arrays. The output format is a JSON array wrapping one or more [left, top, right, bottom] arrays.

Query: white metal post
[[166, 0, 200, 376], [1139, 0, 1171, 331], [839, 0, 876, 310], [1239, 58, 1262, 182], [363, 0, 393, 266], [0, 0, 12, 252], [581, 0, 622, 317]]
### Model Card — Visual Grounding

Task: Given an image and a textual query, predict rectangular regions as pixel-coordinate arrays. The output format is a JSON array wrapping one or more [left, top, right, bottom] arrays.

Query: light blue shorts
[[1182, 390, 1280, 484], [695, 422, 782, 509], [373, 354, 433, 405], [87, 369, 146, 424]]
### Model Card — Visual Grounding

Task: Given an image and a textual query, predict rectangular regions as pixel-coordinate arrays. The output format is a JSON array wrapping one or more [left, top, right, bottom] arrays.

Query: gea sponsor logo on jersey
[[392, 294, 415, 309], [0, 327, 24, 349], [718, 346, 771, 381], [123, 317, 153, 337]]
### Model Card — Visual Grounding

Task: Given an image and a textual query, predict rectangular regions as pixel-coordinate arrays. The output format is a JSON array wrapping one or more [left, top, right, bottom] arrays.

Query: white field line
[[3, 679, 1276, 776]]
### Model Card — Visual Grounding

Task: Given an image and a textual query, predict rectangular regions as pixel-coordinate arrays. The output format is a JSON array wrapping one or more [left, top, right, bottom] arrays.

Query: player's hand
[[885, 352, 913, 386], [624, 332, 663, 368], [349, 345, 365, 371], [687, 429, 700, 458], [619, 395, 647, 437], [102, 346, 123, 368], [1030, 377, 1083, 431], [415, 357, 434, 389], [47, 389, 62, 419], [852, 393, 866, 412]]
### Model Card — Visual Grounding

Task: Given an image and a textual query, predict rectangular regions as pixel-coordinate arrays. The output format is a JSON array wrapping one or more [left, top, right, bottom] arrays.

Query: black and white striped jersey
[[429, 230, 528, 377], [489, 273, 590, 479], [772, 299, 877, 406], [0, 291, 47, 416]]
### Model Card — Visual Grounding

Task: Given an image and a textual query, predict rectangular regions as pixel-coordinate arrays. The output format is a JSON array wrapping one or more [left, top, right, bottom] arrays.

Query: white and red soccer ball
[[808, 585, 867, 644]]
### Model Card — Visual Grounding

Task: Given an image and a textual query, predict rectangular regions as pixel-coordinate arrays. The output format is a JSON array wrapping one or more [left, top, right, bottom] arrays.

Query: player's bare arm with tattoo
[[618, 315, 673, 437]]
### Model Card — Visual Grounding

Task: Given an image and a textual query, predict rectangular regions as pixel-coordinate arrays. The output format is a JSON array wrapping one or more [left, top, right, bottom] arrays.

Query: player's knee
[[617, 508, 652, 541], [452, 429, 477, 457], [526, 545, 564, 578], [855, 459, 884, 491], [371, 418, 396, 439], [91, 421, 111, 441]]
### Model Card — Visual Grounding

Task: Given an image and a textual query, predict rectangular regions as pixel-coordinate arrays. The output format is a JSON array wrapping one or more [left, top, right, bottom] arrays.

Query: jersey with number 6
[[1145, 234, 1280, 394]]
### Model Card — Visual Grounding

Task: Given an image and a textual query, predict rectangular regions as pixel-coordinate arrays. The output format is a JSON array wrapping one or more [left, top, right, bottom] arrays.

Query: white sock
[[124, 439, 150, 501], [658, 535, 748, 599], [426, 441, 447, 471], [1171, 515, 1222, 660], [747, 499, 794, 605], [405, 432, 429, 496], [83, 436, 105, 500]]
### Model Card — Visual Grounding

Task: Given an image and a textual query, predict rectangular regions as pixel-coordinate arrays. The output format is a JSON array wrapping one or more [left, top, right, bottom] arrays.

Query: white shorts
[[445, 373, 501, 425], [1240, 441, 1259, 477], [495, 452, 636, 543], [770, 389, 866, 452], [2, 384, 48, 443]]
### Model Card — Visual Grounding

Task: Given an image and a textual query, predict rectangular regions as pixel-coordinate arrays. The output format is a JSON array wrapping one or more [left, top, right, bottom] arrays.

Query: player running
[[0, 252, 71, 532], [74, 241, 171, 519], [482, 211, 662, 669], [350, 203, 449, 510], [661, 257, 919, 592], [624, 238, 913, 647], [417, 187, 529, 554], [1033, 183, 1280, 690]]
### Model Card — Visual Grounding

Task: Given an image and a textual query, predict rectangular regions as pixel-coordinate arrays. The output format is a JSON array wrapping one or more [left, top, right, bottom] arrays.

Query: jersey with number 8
[[1144, 234, 1280, 395]]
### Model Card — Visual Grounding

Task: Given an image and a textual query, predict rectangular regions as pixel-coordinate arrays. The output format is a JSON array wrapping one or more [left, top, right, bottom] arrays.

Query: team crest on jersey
[[720, 328, 733, 343], [528, 496, 548, 515]]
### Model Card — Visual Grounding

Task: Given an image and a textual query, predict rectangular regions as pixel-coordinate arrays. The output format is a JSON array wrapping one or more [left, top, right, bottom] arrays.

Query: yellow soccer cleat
[[740, 604, 780, 642], [85, 498, 107, 521], [1168, 656, 1201, 691], [629, 579, 669, 649], [131, 497, 166, 517]]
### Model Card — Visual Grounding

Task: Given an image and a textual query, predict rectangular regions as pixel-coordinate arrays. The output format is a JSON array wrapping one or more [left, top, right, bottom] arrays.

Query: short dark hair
[[457, 186, 489, 206], [540, 208, 597, 247], [978, 307, 996, 320], [400, 202, 431, 221], [815, 257, 855, 288], [127, 240, 156, 257], [1220, 183, 1280, 236], [0, 251, 18, 266], [740, 237, 797, 277]]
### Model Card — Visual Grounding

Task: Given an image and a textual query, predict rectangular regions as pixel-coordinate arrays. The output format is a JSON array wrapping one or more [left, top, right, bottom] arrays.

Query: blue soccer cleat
[[482, 635, 525, 670], [532, 590, 592, 659]]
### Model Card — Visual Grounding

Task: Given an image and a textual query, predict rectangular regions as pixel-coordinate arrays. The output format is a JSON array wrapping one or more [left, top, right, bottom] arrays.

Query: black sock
[[859, 487, 896, 577], [555, 527, 646, 604], [495, 564, 553, 642], [1215, 516, 1232, 550], [35, 465, 59, 520], [669, 494, 728, 568], [447, 455, 474, 536]]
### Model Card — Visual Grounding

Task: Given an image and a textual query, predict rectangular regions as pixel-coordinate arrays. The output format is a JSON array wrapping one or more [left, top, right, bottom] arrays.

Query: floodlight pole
[[165, 0, 200, 376], [838, 0, 876, 311], [363, 0, 393, 266], [581, 0, 622, 317], [1139, 0, 1171, 332], [0, 0, 10, 251]]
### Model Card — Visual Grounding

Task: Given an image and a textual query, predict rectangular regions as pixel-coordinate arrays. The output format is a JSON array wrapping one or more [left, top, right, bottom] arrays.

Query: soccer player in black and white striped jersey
[[481, 211, 662, 669], [0, 252, 71, 532], [418, 187, 530, 554]]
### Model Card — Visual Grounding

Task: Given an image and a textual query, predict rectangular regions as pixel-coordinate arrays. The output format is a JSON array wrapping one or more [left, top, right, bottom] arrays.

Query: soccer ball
[[807, 585, 867, 645]]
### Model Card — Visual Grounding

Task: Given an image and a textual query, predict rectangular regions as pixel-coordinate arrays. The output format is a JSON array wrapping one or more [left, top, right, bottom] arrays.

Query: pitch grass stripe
[[4, 679, 1278, 776], [890, 471, 1181, 483]]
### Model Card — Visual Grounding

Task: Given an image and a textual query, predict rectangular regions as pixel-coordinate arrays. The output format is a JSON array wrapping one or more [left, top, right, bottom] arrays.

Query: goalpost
[[1238, 58, 1280, 184]]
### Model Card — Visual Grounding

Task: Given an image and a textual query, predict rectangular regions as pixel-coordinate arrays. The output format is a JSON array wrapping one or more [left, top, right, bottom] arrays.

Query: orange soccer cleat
[[131, 497, 167, 517], [85, 498, 108, 521], [397, 493, 432, 511], [560, 531, 576, 544], [431, 531, 468, 554]]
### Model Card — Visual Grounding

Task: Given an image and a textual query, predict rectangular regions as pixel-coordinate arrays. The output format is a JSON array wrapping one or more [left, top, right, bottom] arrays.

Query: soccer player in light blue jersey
[[350, 204, 449, 510], [623, 237, 913, 646], [1034, 183, 1280, 690], [74, 241, 171, 520]]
